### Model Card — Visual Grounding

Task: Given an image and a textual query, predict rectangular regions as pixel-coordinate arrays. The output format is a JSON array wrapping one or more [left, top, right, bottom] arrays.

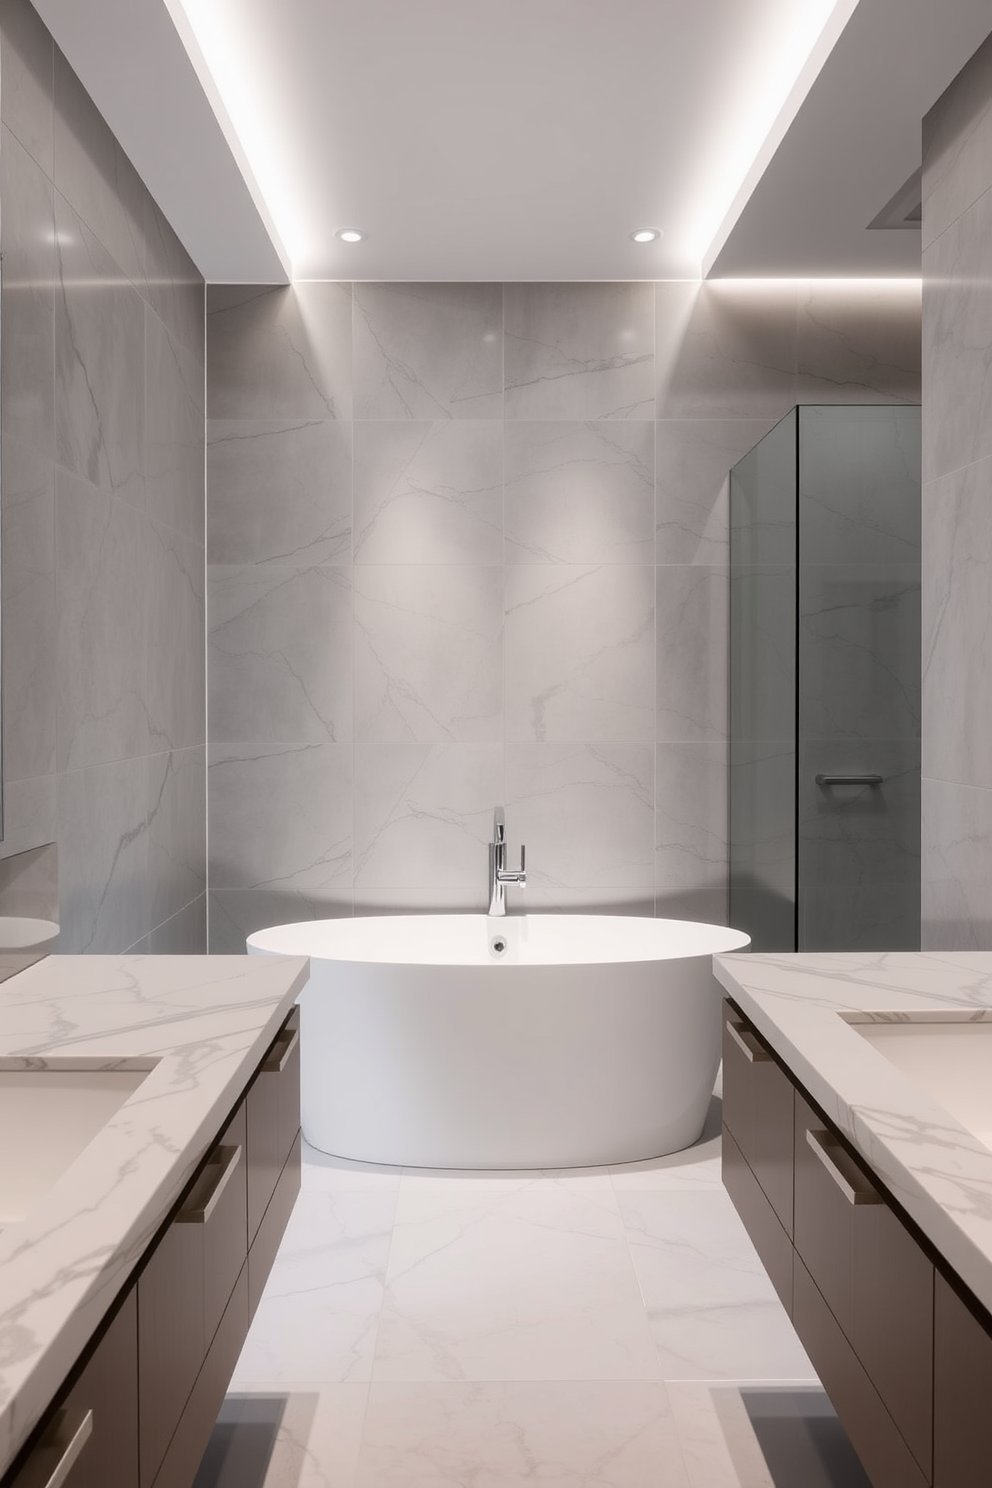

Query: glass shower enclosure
[[729, 406, 921, 952]]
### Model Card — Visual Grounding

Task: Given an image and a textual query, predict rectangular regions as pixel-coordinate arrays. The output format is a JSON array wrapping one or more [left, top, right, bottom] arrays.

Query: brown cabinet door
[[137, 1104, 249, 1488], [722, 1125, 793, 1313], [8, 1291, 140, 1488], [722, 1002, 794, 1233], [794, 1255, 928, 1488], [934, 1271, 992, 1487], [851, 1194, 933, 1477], [249, 1132, 302, 1318], [246, 1008, 301, 1243], [793, 1093, 855, 1334]]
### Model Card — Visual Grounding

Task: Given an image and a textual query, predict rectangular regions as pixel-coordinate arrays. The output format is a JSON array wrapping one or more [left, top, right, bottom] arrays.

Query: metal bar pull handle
[[815, 773, 884, 787], [178, 1144, 242, 1224], [263, 1026, 300, 1074], [725, 1019, 772, 1063], [806, 1128, 882, 1206], [12, 1407, 94, 1488]]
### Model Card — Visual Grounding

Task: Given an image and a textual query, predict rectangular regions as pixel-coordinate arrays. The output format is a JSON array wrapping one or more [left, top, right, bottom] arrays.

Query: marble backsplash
[[206, 278, 921, 949]]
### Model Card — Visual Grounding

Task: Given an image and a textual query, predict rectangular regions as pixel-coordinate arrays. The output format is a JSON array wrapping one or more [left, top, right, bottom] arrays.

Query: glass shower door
[[796, 406, 921, 951]]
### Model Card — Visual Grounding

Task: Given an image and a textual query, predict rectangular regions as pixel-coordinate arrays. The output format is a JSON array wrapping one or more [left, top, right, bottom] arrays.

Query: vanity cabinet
[[723, 999, 936, 1488], [4, 1007, 301, 1488], [933, 1273, 992, 1488]]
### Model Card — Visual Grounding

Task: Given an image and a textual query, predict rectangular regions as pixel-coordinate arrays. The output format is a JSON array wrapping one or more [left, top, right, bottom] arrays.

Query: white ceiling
[[30, 0, 992, 283]]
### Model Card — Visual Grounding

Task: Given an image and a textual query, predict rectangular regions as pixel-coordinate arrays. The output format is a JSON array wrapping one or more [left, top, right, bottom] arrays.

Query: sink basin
[[0, 918, 59, 953], [0, 1069, 146, 1225], [853, 1020, 992, 1149]]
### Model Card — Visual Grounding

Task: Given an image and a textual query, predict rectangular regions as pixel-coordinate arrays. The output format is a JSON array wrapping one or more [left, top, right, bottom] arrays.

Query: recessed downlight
[[630, 228, 661, 244], [336, 228, 365, 243]]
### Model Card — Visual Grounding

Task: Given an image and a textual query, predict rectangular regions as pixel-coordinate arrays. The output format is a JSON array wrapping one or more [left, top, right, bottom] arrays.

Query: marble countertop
[[0, 953, 309, 1479], [713, 951, 992, 1321]]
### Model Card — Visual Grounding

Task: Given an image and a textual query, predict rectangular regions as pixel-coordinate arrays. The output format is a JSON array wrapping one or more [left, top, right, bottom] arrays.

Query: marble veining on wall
[[207, 279, 920, 948], [1, 0, 207, 952]]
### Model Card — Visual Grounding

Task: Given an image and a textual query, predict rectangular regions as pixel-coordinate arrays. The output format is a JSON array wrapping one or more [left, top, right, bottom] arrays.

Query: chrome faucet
[[488, 807, 526, 916]]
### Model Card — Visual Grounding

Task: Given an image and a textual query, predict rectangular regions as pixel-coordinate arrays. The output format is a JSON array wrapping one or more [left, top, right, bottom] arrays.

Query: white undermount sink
[[0, 1069, 147, 1226], [853, 1020, 992, 1150]]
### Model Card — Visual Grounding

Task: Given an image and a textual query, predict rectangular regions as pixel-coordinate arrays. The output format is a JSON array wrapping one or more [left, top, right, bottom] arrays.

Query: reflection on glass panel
[[729, 406, 921, 953]]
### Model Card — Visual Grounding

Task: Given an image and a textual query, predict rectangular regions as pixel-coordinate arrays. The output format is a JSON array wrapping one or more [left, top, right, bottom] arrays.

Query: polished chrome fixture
[[488, 807, 526, 917]]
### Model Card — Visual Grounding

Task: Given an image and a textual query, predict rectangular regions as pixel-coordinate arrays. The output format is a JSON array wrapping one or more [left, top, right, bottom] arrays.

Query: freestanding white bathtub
[[247, 914, 750, 1169]]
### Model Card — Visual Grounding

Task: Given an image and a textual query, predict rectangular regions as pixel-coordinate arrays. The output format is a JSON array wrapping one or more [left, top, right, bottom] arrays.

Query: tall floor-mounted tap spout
[[488, 806, 525, 916]]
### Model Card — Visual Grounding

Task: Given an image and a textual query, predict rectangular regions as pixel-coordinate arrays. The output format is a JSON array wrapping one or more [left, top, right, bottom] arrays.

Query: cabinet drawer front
[[722, 1004, 794, 1233], [794, 1096, 859, 1334], [934, 1273, 992, 1488], [138, 1221, 204, 1487], [247, 1008, 301, 1243], [722, 1127, 793, 1313], [794, 1257, 928, 1488], [8, 1294, 139, 1488], [248, 1133, 302, 1320], [851, 1200, 933, 1477], [149, 1267, 249, 1488], [194, 1106, 248, 1346]]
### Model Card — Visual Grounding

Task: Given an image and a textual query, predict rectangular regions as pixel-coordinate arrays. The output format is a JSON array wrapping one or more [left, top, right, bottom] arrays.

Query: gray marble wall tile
[[55, 195, 146, 507], [208, 743, 352, 891], [207, 282, 352, 420], [657, 887, 728, 926], [504, 422, 654, 564], [355, 420, 502, 564], [655, 742, 728, 891], [0, 0, 54, 176], [796, 282, 922, 405], [799, 566, 921, 742], [4, 437, 56, 782], [505, 565, 654, 742], [2, 126, 55, 458], [922, 777, 992, 951], [922, 188, 992, 483], [354, 885, 488, 915], [657, 567, 730, 742], [354, 565, 502, 742], [353, 742, 502, 888], [56, 470, 150, 771], [208, 887, 352, 954], [209, 565, 352, 745], [208, 419, 351, 566], [147, 520, 205, 752], [656, 281, 797, 420], [0, 778, 57, 863], [141, 197, 205, 362], [922, 458, 992, 790], [53, 49, 145, 290], [504, 283, 654, 420], [505, 742, 654, 891], [522, 884, 657, 915], [57, 756, 150, 952], [923, 29, 992, 250], [798, 406, 921, 565], [353, 283, 503, 419], [146, 747, 206, 933], [132, 894, 207, 954], [146, 308, 205, 541], [656, 419, 777, 565]]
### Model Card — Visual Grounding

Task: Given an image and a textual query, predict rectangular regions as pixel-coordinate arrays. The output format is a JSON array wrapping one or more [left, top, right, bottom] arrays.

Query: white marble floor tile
[[355, 1380, 691, 1487], [197, 1385, 369, 1488], [302, 1141, 403, 1195], [233, 1189, 398, 1384], [618, 1192, 816, 1382], [373, 1188, 660, 1382]]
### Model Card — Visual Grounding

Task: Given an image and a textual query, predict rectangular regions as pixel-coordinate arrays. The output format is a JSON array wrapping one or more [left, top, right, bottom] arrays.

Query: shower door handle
[[815, 774, 884, 787]]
